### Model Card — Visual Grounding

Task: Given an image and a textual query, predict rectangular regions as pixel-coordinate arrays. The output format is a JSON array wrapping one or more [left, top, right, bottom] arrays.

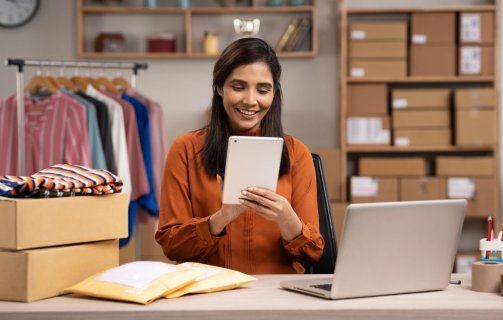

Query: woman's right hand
[[208, 175, 245, 235]]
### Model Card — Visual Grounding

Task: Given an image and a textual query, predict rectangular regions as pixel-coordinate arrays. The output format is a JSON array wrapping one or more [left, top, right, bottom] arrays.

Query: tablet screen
[[222, 136, 284, 204]]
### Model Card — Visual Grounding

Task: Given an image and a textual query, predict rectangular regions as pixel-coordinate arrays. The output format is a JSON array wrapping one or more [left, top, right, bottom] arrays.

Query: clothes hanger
[[95, 71, 120, 94], [71, 68, 92, 91], [55, 67, 78, 91], [111, 72, 131, 91], [25, 69, 59, 94]]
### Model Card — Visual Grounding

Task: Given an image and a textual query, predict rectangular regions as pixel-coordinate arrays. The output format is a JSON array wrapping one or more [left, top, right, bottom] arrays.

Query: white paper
[[351, 30, 366, 40], [178, 263, 223, 281], [412, 34, 427, 44], [96, 261, 178, 289], [456, 255, 477, 274], [461, 14, 481, 42], [394, 137, 410, 146], [447, 177, 475, 199], [351, 176, 378, 197], [347, 117, 390, 145], [460, 46, 481, 74], [393, 99, 408, 109], [350, 68, 365, 77]]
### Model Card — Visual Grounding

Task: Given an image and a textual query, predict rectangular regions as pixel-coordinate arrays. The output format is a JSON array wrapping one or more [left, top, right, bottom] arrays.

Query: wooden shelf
[[83, 5, 315, 14], [346, 76, 495, 83], [345, 145, 495, 153], [80, 50, 316, 59], [346, 5, 496, 14]]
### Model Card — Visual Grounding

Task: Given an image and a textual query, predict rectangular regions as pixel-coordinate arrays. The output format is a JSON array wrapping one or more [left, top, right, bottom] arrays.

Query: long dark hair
[[201, 37, 290, 178]]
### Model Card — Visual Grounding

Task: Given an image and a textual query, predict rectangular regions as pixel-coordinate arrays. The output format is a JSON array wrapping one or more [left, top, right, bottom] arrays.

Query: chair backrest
[[306, 153, 338, 274]]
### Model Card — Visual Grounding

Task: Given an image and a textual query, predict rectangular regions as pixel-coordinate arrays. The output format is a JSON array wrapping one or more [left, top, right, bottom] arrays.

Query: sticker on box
[[460, 46, 481, 74], [461, 14, 481, 42], [447, 177, 475, 199], [412, 34, 427, 44], [351, 176, 378, 197], [351, 30, 366, 40], [393, 99, 408, 109], [394, 137, 410, 146], [350, 68, 365, 77], [347, 117, 390, 145]]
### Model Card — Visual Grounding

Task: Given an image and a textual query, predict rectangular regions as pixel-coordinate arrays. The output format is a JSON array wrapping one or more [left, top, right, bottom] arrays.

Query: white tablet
[[222, 136, 284, 204]]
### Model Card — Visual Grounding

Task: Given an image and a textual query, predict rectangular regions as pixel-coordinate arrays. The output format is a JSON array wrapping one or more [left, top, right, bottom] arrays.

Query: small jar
[[178, 0, 190, 8], [289, 0, 305, 6], [267, 0, 283, 6], [203, 32, 219, 55]]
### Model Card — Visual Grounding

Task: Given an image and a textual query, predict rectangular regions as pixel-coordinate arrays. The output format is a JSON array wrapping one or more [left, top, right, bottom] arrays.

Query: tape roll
[[471, 261, 503, 293]]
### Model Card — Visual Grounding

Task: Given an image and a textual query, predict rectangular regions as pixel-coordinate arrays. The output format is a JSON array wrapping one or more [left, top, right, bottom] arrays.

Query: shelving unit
[[338, 0, 500, 255], [77, 0, 317, 59]]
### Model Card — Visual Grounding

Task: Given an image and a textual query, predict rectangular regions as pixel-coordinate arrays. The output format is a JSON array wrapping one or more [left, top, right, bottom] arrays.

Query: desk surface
[[0, 274, 502, 320]]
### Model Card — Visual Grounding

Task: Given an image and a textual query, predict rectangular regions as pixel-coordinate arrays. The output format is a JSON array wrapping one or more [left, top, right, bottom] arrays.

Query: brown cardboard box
[[348, 84, 387, 116], [347, 116, 390, 145], [349, 41, 407, 59], [350, 176, 399, 203], [465, 178, 495, 218], [311, 148, 341, 201], [410, 45, 456, 76], [0, 240, 118, 302], [456, 109, 495, 146], [400, 177, 447, 201], [436, 157, 494, 176], [459, 45, 494, 75], [411, 12, 455, 44], [359, 158, 426, 176], [455, 88, 495, 108], [0, 193, 128, 250], [459, 12, 494, 44], [349, 60, 407, 78], [394, 129, 451, 147], [455, 251, 480, 273], [330, 201, 346, 247], [392, 89, 451, 109], [349, 22, 407, 41], [392, 110, 450, 129]]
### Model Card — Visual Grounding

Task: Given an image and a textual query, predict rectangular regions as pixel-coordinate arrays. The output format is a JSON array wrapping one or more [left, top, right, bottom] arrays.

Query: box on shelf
[[348, 84, 387, 116], [459, 45, 494, 75], [0, 240, 118, 302], [349, 60, 407, 78], [456, 108, 495, 146], [0, 193, 128, 250], [349, 22, 407, 41], [459, 12, 494, 44], [346, 116, 390, 145], [392, 110, 450, 129], [392, 89, 450, 109], [330, 201, 346, 246], [350, 176, 399, 203], [394, 128, 451, 147], [311, 148, 341, 201], [410, 45, 456, 76], [455, 88, 495, 108], [436, 157, 494, 176], [359, 157, 426, 176], [349, 41, 407, 59], [411, 12, 455, 44], [446, 177, 494, 218], [147, 33, 176, 52], [400, 177, 446, 201]]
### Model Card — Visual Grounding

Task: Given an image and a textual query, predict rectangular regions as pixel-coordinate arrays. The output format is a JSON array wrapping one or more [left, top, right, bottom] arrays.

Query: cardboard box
[[446, 177, 494, 218], [455, 251, 480, 273], [394, 129, 451, 147], [392, 110, 450, 129], [0, 193, 128, 250], [349, 41, 407, 59], [392, 89, 451, 109], [436, 157, 494, 176], [359, 158, 426, 176], [410, 45, 456, 76], [311, 148, 341, 201], [400, 177, 447, 201], [330, 201, 346, 247], [349, 22, 407, 41], [349, 59, 407, 78], [459, 12, 494, 44], [0, 240, 119, 302], [459, 45, 494, 75], [348, 84, 387, 116], [350, 176, 399, 203], [456, 109, 495, 146], [455, 88, 495, 108], [411, 12, 455, 44], [347, 116, 390, 145]]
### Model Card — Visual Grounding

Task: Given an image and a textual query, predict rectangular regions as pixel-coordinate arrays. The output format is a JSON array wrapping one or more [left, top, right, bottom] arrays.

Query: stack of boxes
[[0, 193, 128, 302], [348, 22, 407, 78], [455, 88, 495, 146], [458, 12, 494, 76]]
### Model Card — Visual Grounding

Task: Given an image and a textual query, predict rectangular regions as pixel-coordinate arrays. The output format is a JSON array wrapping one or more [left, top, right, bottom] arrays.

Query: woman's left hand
[[240, 187, 302, 241]]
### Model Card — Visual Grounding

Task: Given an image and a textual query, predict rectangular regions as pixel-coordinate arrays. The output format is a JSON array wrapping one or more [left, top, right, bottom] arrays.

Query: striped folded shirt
[[0, 164, 122, 198]]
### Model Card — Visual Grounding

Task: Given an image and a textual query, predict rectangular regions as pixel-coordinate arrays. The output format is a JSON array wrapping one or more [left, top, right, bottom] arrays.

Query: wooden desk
[[0, 274, 502, 320]]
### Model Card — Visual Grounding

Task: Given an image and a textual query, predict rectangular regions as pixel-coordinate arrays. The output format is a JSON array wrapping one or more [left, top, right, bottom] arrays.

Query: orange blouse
[[155, 128, 324, 274]]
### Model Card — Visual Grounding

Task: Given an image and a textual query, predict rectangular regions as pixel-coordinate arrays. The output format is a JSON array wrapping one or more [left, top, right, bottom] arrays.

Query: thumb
[[216, 174, 223, 192]]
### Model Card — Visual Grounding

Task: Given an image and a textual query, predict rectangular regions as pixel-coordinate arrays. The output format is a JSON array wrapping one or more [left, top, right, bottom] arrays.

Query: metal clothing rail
[[5, 58, 148, 175]]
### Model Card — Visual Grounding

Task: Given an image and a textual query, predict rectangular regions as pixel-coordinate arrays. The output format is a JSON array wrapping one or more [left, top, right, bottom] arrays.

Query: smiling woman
[[155, 38, 324, 274]]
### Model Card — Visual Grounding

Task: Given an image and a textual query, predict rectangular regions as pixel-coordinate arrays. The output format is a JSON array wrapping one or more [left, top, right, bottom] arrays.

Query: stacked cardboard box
[[410, 12, 456, 76], [392, 88, 451, 146], [348, 22, 407, 77], [458, 12, 495, 76], [455, 88, 495, 146], [0, 193, 128, 302]]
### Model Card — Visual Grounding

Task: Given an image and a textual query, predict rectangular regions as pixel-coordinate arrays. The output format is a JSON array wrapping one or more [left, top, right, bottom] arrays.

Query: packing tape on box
[[471, 261, 503, 293]]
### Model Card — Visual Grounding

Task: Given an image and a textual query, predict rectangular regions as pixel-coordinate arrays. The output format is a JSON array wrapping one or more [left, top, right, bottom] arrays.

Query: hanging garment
[[0, 164, 122, 198]]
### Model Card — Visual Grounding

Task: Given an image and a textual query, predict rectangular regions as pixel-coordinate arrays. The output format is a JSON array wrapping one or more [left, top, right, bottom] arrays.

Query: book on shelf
[[284, 17, 311, 51], [275, 18, 300, 52]]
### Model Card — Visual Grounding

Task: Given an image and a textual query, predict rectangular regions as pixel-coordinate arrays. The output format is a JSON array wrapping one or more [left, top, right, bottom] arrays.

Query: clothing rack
[[5, 58, 148, 176]]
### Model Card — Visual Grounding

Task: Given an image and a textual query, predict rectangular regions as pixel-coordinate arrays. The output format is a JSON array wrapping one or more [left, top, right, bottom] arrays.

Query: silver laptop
[[281, 199, 466, 299]]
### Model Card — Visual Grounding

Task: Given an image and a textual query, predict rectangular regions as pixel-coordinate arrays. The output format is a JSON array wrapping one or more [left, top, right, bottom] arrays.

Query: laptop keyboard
[[311, 283, 332, 291]]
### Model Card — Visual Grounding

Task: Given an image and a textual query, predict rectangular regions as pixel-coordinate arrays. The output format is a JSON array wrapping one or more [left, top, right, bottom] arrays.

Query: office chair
[[306, 153, 338, 274]]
